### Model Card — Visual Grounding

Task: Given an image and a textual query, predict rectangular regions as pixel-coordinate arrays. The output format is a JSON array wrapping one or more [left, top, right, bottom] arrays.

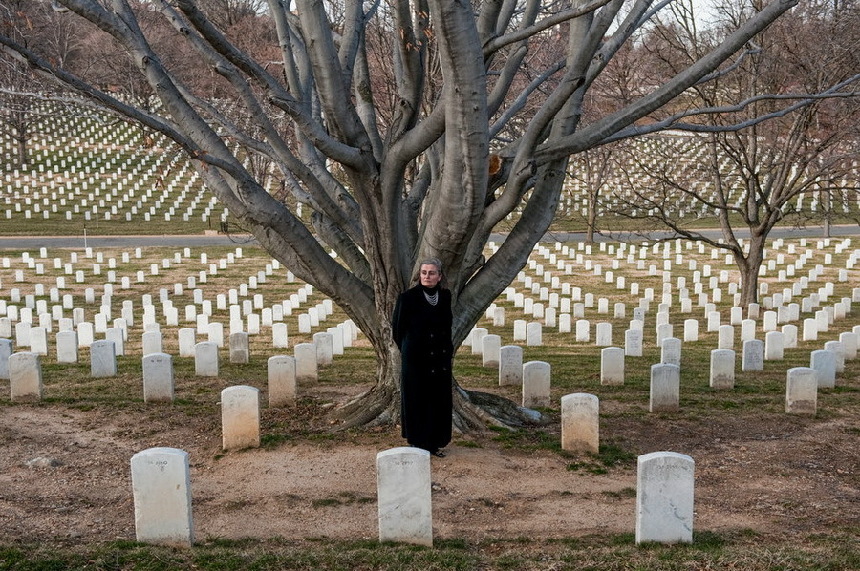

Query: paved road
[[0, 224, 856, 249]]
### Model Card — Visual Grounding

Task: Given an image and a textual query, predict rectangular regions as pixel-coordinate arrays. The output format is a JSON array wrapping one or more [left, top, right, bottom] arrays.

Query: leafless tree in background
[[599, 0, 860, 305]]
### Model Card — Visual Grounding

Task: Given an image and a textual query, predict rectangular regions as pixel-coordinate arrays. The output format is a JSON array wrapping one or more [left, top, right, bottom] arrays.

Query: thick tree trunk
[[586, 192, 597, 244], [736, 233, 766, 307], [16, 135, 27, 170]]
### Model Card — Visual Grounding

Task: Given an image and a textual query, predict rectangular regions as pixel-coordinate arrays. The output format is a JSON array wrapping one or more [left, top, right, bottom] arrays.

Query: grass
[[2, 531, 859, 570]]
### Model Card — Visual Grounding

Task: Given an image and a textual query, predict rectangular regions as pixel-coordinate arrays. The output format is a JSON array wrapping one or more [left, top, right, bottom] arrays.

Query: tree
[[0, 0, 801, 429], [595, 0, 860, 306], [0, 0, 83, 168]]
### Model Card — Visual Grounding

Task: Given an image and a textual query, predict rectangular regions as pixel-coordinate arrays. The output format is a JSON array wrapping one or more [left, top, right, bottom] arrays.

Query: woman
[[391, 258, 453, 457]]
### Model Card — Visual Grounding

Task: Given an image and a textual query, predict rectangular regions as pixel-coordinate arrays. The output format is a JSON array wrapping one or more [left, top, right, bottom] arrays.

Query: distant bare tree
[[600, 0, 860, 305]]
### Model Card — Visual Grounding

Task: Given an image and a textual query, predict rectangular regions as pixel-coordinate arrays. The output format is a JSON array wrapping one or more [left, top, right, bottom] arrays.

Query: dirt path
[[2, 401, 857, 545]]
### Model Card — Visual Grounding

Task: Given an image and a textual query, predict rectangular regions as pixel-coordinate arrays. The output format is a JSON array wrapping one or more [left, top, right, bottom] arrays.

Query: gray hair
[[418, 257, 443, 273]]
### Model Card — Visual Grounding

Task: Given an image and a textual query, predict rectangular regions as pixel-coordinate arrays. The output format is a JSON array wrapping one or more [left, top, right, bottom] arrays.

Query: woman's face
[[419, 264, 442, 288]]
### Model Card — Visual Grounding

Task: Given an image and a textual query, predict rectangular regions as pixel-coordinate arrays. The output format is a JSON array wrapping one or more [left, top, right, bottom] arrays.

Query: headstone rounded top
[[131, 446, 188, 460], [221, 385, 259, 396], [638, 450, 694, 464], [562, 392, 599, 402], [377, 446, 430, 460]]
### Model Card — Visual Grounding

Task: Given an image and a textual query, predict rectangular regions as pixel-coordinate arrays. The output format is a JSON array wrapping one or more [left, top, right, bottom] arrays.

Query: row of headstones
[[522, 238, 857, 285], [502, 254, 857, 326], [511, 239, 857, 313], [3, 245, 275, 293], [1, 251, 333, 343], [464, 322, 858, 411], [0, 288, 329, 339], [496, 279, 858, 328], [3, 133, 216, 221], [130, 443, 694, 547], [468, 303, 857, 363], [500, 238, 857, 315], [0, 328, 348, 403], [2, 238, 851, 342], [2, 303, 347, 357]]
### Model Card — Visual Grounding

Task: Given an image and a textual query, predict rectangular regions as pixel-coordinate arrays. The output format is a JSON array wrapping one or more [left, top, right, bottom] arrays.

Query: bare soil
[[1, 381, 859, 547]]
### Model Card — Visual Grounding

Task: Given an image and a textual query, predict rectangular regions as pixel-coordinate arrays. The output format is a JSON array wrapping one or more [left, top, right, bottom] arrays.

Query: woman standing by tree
[[391, 259, 453, 457]]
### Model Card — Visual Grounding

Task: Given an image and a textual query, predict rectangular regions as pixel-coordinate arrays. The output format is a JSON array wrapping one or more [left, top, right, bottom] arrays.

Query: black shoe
[[432, 449, 446, 458]]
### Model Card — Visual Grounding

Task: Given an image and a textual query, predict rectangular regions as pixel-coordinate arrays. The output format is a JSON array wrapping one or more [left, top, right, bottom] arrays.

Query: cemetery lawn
[[0, 239, 859, 569], [1, 368, 859, 570]]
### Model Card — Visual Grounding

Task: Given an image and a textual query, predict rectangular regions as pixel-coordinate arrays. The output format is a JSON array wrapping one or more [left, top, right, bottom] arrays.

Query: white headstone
[[313, 332, 334, 365], [809, 349, 836, 389], [482, 334, 501, 368], [268, 355, 296, 406], [650, 363, 680, 412], [228, 332, 250, 364], [717, 325, 734, 350], [526, 322, 543, 346], [764, 331, 784, 361], [221, 385, 260, 451], [376, 447, 433, 546], [130, 447, 194, 546], [294, 342, 318, 384], [90, 340, 117, 377], [194, 342, 219, 376], [635, 451, 695, 544], [661, 337, 681, 366], [142, 353, 174, 402], [709, 349, 735, 390], [272, 322, 289, 349], [142, 330, 163, 356], [9, 352, 42, 401], [522, 361, 551, 408], [625, 329, 643, 357], [560, 393, 599, 453], [785, 367, 817, 414], [595, 322, 613, 346], [741, 339, 764, 372], [498, 345, 523, 386], [600, 347, 624, 386], [824, 340, 845, 373], [0, 338, 11, 379]]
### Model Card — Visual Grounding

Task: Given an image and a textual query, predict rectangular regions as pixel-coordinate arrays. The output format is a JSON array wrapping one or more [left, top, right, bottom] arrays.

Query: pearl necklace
[[423, 291, 439, 306]]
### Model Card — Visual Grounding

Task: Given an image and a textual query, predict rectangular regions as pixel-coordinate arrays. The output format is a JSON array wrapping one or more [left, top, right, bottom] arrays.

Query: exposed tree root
[[331, 381, 548, 434], [331, 384, 398, 430], [454, 387, 548, 433]]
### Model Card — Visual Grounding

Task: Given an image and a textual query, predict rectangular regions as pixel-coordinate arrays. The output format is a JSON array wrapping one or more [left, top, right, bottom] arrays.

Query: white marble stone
[[268, 355, 296, 406], [522, 361, 551, 408], [635, 451, 695, 544], [294, 342, 318, 384], [194, 342, 219, 376], [785, 367, 817, 414], [90, 340, 117, 377], [221, 385, 260, 451], [130, 447, 194, 546], [709, 349, 735, 390], [561, 393, 599, 453], [809, 349, 836, 388], [376, 447, 433, 546], [9, 351, 42, 401], [650, 363, 679, 412], [143, 353, 174, 402], [600, 347, 624, 386]]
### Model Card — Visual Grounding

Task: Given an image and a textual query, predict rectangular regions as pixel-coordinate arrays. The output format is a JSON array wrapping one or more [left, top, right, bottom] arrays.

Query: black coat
[[391, 285, 453, 452]]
